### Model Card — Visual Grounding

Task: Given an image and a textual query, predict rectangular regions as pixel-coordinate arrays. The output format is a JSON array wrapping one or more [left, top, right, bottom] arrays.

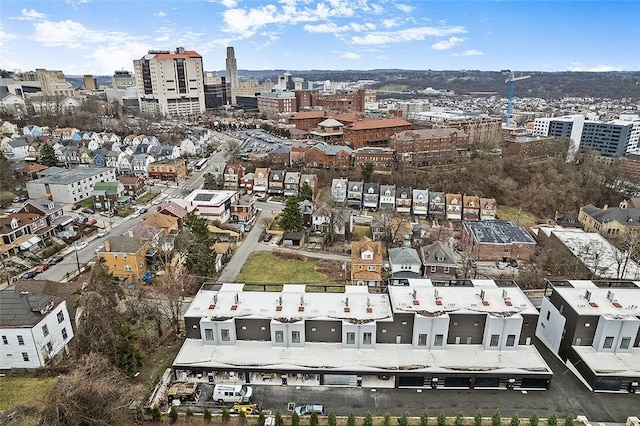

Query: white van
[[212, 384, 252, 404]]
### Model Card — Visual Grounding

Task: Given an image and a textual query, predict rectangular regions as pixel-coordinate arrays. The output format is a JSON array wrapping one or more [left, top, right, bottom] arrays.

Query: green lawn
[[237, 252, 328, 284], [353, 225, 371, 239], [496, 205, 539, 226], [138, 191, 159, 204], [0, 376, 56, 411]]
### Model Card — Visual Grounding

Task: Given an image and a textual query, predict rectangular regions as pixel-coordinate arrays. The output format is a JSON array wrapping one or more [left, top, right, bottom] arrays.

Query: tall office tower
[[225, 47, 239, 88], [83, 75, 98, 90], [35, 69, 74, 97], [133, 47, 206, 116]]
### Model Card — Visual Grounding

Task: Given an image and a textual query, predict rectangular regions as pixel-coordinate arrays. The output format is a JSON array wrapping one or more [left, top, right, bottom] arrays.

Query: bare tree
[[156, 266, 197, 336]]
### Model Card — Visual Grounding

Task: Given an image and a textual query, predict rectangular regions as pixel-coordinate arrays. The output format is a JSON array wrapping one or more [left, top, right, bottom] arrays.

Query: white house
[[184, 189, 239, 223], [0, 94, 26, 116], [26, 166, 117, 204], [3, 139, 29, 160], [0, 289, 74, 369]]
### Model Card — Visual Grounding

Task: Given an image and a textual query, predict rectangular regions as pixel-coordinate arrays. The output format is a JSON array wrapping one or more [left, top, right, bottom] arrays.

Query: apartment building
[[184, 190, 239, 223], [537, 279, 640, 393], [257, 92, 297, 120], [390, 128, 469, 167], [148, 159, 188, 182], [343, 118, 412, 150], [134, 47, 206, 116], [26, 167, 117, 204], [172, 279, 552, 390]]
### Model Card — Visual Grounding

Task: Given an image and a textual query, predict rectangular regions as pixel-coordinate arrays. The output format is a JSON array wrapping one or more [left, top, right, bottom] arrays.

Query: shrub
[[475, 409, 483, 426], [204, 407, 212, 423], [437, 410, 446, 426], [491, 409, 501, 426], [239, 411, 247, 425], [151, 405, 161, 422], [328, 410, 337, 426], [421, 409, 430, 426], [257, 411, 266, 426], [347, 411, 356, 426], [548, 414, 557, 426], [364, 411, 374, 426], [510, 413, 519, 426], [398, 412, 410, 426], [456, 411, 464, 426], [311, 411, 319, 426], [169, 405, 178, 423], [292, 412, 300, 426], [565, 416, 574, 426], [384, 413, 392, 426], [275, 410, 284, 426], [185, 407, 193, 420], [528, 413, 538, 426], [221, 406, 230, 422]]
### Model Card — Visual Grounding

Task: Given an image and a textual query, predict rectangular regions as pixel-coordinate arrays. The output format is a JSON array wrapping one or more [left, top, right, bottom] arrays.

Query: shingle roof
[[582, 204, 640, 227], [0, 289, 62, 327], [388, 247, 422, 265]]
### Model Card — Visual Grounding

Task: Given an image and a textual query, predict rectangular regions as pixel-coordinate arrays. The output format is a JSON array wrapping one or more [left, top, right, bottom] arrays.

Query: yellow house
[[97, 234, 151, 281], [148, 158, 187, 182], [351, 237, 383, 289], [142, 213, 179, 236]]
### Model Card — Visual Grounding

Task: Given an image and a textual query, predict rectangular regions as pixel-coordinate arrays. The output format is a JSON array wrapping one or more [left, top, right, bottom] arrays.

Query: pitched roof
[[388, 247, 422, 265], [0, 289, 63, 327], [158, 201, 188, 219], [420, 241, 458, 266], [582, 203, 640, 227], [143, 213, 178, 229]]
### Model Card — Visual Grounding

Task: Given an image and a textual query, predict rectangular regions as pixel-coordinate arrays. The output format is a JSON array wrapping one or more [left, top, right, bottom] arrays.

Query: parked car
[[82, 208, 95, 214], [21, 271, 37, 279], [509, 259, 519, 268], [139, 208, 148, 214], [244, 224, 252, 232], [468, 259, 478, 268], [263, 234, 272, 242], [86, 217, 97, 226], [75, 242, 88, 250], [94, 245, 105, 253], [294, 405, 325, 416], [49, 255, 64, 265], [97, 230, 109, 238], [34, 263, 50, 273], [100, 211, 114, 218], [151, 199, 161, 205], [495, 261, 508, 270]]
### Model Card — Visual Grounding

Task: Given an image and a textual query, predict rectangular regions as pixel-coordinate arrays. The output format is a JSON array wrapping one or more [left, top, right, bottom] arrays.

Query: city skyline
[[1, 0, 639, 76]]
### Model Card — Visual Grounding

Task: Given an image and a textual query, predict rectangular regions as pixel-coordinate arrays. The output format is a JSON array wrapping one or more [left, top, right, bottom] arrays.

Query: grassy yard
[[496, 205, 539, 227], [0, 376, 56, 411], [353, 225, 371, 239], [138, 191, 160, 204], [237, 252, 339, 284]]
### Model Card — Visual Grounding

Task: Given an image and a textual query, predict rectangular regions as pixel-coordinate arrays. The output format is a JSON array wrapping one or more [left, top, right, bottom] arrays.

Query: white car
[[97, 230, 109, 238], [75, 242, 88, 250], [94, 245, 105, 253]]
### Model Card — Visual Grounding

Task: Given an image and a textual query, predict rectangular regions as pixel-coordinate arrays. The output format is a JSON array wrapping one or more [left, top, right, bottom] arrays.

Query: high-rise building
[[83, 75, 98, 90], [35, 69, 74, 97], [133, 47, 205, 117], [225, 47, 239, 89], [112, 70, 136, 88]]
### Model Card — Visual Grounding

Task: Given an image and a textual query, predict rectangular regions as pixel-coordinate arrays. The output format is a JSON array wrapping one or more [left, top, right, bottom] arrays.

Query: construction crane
[[503, 70, 531, 127]]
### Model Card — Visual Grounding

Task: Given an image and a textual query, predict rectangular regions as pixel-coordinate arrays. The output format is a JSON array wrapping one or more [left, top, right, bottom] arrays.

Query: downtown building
[[133, 47, 205, 117]]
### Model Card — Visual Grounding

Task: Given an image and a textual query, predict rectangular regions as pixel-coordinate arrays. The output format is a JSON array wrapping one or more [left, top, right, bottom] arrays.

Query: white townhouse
[[0, 289, 74, 369]]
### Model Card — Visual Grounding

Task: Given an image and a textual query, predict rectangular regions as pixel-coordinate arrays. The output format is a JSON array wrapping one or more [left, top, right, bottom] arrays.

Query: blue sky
[[1, 0, 639, 75]]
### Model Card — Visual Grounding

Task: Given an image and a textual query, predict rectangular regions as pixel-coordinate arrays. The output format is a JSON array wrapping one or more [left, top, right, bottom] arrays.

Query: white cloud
[[220, 0, 238, 7], [342, 52, 361, 59], [349, 22, 376, 32], [381, 19, 400, 28], [0, 29, 17, 48], [154, 11, 167, 17], [396, 4, 414, 13], [304, 21, 375, 34], [568, 63, 625, 72], [351, 26, 467, 45], [431, 36, 465, 50], [452, 49, 484, 56], [66, 0, 91, 5], [13, 9, 47, 21]]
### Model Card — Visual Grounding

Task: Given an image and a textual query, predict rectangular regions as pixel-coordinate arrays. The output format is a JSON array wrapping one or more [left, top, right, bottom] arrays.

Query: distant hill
[[67, 70, 640, 100]]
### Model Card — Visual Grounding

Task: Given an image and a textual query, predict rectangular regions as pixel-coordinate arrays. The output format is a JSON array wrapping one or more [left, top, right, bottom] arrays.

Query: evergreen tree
[[347, 411, 356, 426], [528, 412, 538, 426], [169, 405, 178, 423], [456, 411, 465, 426], [384, 413, 392, 426], [299, 181, 313, 202], [565, 416, 574, 426], [328, 410, 337, 426], [0, 153, 17, 192], [437, 410, 446, 426], [361, 162, 374, 182], [239, 411, 247, 425], [398, 412, 409, 426], [257, 411, 266, 426], [364, 411, 374, 426], [185, 407, 194, 420], [278, 195, 303, 233], [183, 214, 217, 281], [221, 406, 230, 422], [421, 409, 429, 426], [548, 414, 557, 426], [311, 411, 319, 426], [274, 410, 284, 426], [203, 172, 222, 190], [475, 409, 483, 426], [116, 322, 144, 377], [292, 412, 300, 426], [510, 413, 519, 426], [204, 407, 212, 423], [151, 405, 161, 422], [492, 409, 501, 426], [39, 143, 58, 167]]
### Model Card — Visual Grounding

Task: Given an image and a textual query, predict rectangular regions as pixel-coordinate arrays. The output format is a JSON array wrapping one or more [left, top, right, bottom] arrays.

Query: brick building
[[462, 220, 537, 262], [343, 118, 412, 149], [352, 147, 395, 171], [148, 158, 187, 182], [304, 143, 352, 169], [390, 128, 470, 167]]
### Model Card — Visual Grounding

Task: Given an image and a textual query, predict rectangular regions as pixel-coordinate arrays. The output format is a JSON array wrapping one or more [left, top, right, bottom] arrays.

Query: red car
[[34, 263, 50, 273]]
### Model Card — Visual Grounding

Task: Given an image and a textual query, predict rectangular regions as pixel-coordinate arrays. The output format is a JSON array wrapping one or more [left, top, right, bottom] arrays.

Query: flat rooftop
[[552, 280, 640, 318], [29, 166, 115, 185], [573, 346, 640, 377], [185, 190, 237, 205], [464, 220, 536, 245]]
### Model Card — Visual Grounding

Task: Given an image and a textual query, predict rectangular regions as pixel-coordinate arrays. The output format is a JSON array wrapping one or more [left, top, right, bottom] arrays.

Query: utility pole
[[74, 243, 81, 278]]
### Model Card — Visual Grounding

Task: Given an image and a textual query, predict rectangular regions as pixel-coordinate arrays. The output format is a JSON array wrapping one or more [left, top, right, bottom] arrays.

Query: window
[[603, 336, 614, 349], [444, 267, 450, 273], [275, 330, 284, 343], [434, 334, 444, 346], [546, 311, 551, 320], [57, 311, 64, 323], [506, 335, 516, 347], [124, 265, 132, 271], [620, 337, 631, 350], [367, 265, 376, 271], [290, 330, 301, 343], [221, 329, 230, 341], [42, 324, 49, 337], [62, 328, 68, 340], [418, 334, 427, 346], [346, 332, 355, 345], [46, 341, 53, 353], [17, 335, 24, 345], [2, 336, 7, 345], [490, 334, 499, 347], [430, 266, 436, 272], [204, 329, 214, 341], [22, 352, 29, 362], [363, 332, 372, 345]]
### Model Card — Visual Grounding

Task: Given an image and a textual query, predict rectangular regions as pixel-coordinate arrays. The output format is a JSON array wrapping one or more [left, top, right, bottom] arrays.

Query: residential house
[[223, 164, 245, 190], [536, 279, 640, 393], [347, 181, 364, 209], [331, 178, 348, 205], [311, 204, 352, 240], [65, 145, 80, 166], [118, 175, 146, 199], [148, 158, 187, 182], [0, 289, 74, 369], [379, 185, 396, 211], [268, 170, 285, 196], [445, 193, 463, 221], [13, 163, 48, 181], [268, 145, 291, 166], [0, 213, 50, 256], [396, 187, 412, 214], [132, 154, 154, 177], [253, 168, 270, 195], [18, 198, 65, 231], [118, 155, 133, 175], [299, 174, 318, 199], [27, 142, 41, 159], [240, 173, 254, 193], [283, 172, 301, 197], [231, 195, 257, 224], [92, 181, 126, 210], [304, 143, 352, 168], [351, 238, 383, 289], [480, 198, 498, 221], [92, 149, 107, 167], [97, 234, 152, 281], [429, 191, 446, 219], [142, 213, 180, 236], [79, 148, 94, 165], [420, 241, 458, 283], [26, 167, 117, 204], [157, 202, 189, 228], [388, 247, 423, 284], [578, 200, 640, 236], [362, 183, 380, 211], [4, 139, 29, 160], [299, 200, 314, 228], [185, 190, 239, 224], [462, 194, 480, 221], [413, 189, 429, 216], [213, 242, 232, 272]]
